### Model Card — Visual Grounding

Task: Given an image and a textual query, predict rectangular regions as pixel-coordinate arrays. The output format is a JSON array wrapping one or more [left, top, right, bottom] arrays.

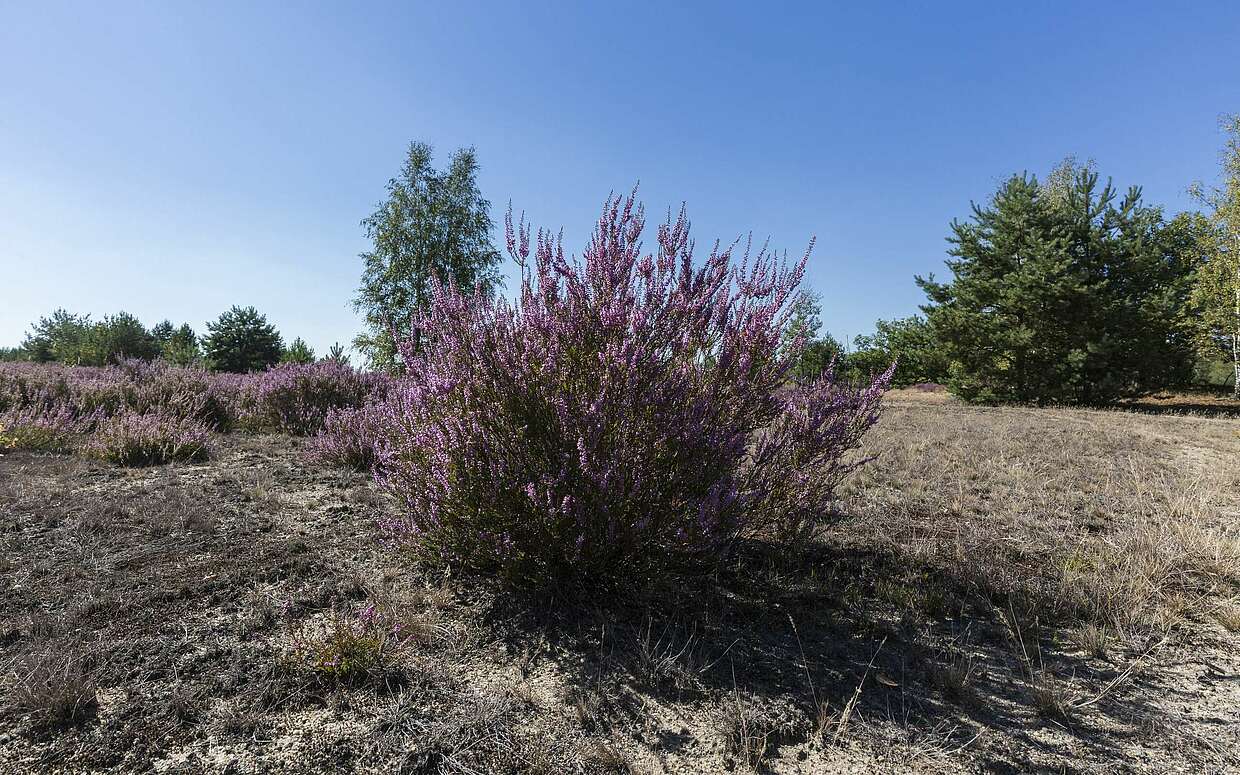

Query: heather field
[[2, 379, 1238, 774]]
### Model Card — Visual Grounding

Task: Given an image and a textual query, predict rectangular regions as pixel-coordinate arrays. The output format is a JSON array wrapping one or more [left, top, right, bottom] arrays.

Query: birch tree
[[1189, 115, 1240, 399]]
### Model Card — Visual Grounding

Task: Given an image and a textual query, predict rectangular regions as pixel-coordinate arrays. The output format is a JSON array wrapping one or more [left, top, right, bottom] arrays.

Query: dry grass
[[3, 649, 99, 731], [2, 401, 1239, 773], [842, 393, 1240, 641]]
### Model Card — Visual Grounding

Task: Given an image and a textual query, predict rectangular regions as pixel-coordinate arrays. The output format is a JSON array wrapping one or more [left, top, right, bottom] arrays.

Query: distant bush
[[85, 411, 212, 466], [242, 361, 388, 435], [847, 315, 948, 387], [373, 194, 891, 588]]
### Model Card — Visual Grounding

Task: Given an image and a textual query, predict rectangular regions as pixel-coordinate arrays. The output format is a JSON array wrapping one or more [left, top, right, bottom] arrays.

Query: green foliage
[[22, 310, 92, 364], [280, 337, 316, 365], [780, 291, 825, 379], [151, 320, 176, 345], [0, 347, 28, 362], [84, 312, 160, 364], [325, 342, 350, 366], [22, 310, 162, 366], [20, 312, 199, 366], [161, 323, 201, 367], [781, 290, 846, 381], [353, 141, 502, 369], [919, 164, 1199, 404], [202, 306, 283, 373], [1188, 114, 1240, 399], [850, 316, 949, 387], [288, 606, 404, 684]]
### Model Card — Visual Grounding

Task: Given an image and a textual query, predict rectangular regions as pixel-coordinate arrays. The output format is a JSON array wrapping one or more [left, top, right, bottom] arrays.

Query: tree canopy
[[353, 142, 502, 369], [918, 164, 1199, 404], [1188, 115, 1240, 398], [203, 306, 284, 373]]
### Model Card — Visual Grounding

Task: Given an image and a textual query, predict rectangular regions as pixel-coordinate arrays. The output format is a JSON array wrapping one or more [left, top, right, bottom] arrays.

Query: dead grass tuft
[[4, 649, 99, 731]]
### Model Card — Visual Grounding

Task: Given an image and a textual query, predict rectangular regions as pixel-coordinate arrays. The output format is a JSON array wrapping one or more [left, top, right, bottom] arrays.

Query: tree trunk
[[1234, 274, 1240, 400], [1234, 282, 1240, 400]]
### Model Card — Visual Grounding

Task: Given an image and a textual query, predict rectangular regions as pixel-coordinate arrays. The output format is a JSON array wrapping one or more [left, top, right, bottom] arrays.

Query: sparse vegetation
[[1, 390, 1237, 772]]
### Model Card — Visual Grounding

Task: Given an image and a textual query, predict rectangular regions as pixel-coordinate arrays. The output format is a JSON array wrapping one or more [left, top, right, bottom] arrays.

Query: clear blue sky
[[2, 1, 1238, 356]]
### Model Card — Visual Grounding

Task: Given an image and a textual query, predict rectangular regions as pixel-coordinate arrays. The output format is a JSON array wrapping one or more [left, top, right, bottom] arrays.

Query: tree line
[[1, 305, 346, 373], [6, 116, 1237, 402]]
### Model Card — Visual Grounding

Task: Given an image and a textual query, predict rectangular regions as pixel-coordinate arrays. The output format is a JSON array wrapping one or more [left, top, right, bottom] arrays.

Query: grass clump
[[4, 650, 99, 731], [287, 604, 407, 685]]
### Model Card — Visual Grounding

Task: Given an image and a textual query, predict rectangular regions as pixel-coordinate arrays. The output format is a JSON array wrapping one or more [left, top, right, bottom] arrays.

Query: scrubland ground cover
[[1, 390, 1237, 774]]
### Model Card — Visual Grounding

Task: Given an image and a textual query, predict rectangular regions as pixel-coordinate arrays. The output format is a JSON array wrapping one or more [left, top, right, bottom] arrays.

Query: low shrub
[[0, 403, 84, 452], [242, 361, 387, 436], [86, 411, 212, 466], [374, 193, 892, 588], [288, 604, 407, 683], [310, 402, 389, 471]]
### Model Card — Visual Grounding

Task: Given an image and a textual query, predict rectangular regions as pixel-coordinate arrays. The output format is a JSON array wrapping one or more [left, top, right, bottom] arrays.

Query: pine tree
[[202, 306, 283, 373], [919, 166, 1197, 404], [280, 337, 316, 365], [85, 312, 160, 364], [22, 310, 92, 363]]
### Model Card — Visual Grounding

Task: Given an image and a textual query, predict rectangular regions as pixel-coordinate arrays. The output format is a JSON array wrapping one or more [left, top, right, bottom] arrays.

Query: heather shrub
[[0, 403, 84, 452], [242, 361, 388, 435], [108, 359, 243, 430], [86, 411, 212, 466], [0, 360, 242, 432], [374, 193, 892, 588], [310, 402, 389, 470]]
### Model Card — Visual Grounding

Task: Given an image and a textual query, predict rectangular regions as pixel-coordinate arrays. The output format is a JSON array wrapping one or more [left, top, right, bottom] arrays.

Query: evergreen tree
[[281, 337, 316, 364], [1189, 115, 1240, 398], [202, 306, 283, 373], [151, 320, 176, 346], [353, 142, 501, 369], [850, 316, 948, 387], [163, 323, 201, 366], [325, 342, 351, 366], [919, 166, 1197, 404], [22, 309, 92, 363]]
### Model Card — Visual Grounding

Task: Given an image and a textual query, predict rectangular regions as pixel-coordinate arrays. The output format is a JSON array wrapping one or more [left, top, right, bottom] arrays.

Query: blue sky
[[2, 1, 1238, 356]]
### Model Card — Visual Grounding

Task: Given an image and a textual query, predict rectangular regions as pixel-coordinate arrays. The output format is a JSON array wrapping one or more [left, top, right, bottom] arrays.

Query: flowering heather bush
[[241, 361, 389, 436], [0, 403, 85, 452], [373, 193, 892, 587], [747, 361, 893, 545], [0, 360, 243, 431], [86, 410, 212, 466], [310, 402, 390, 470]]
